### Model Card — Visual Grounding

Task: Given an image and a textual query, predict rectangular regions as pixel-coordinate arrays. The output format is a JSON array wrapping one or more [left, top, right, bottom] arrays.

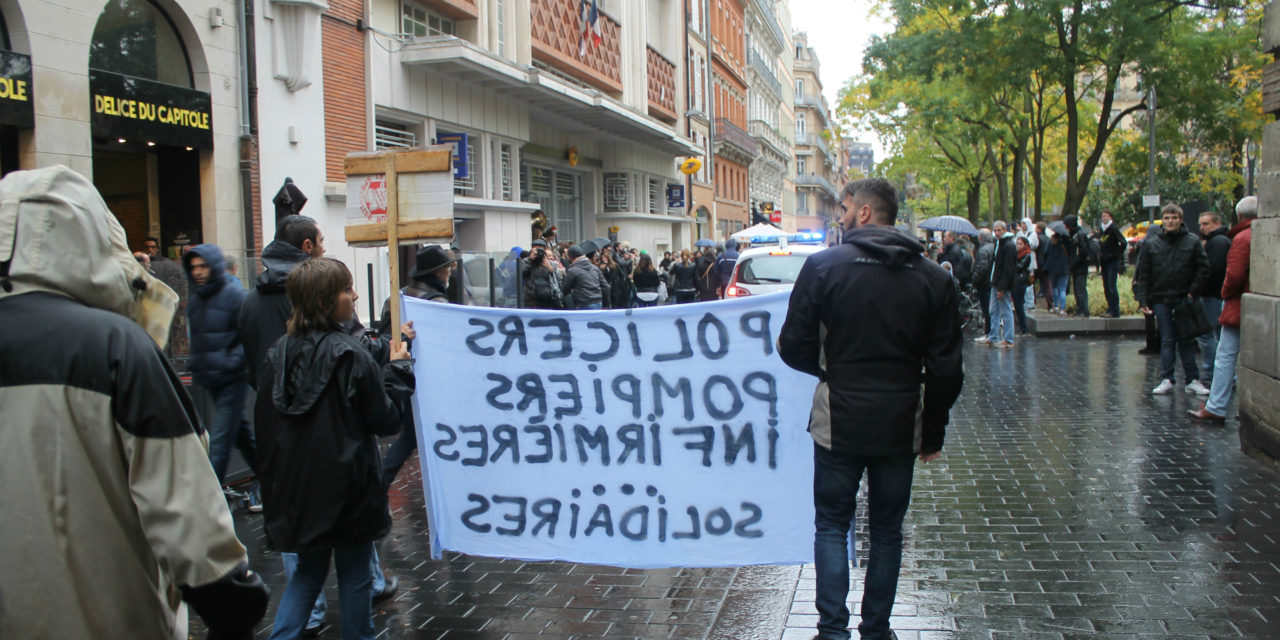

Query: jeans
[[579, 301, 603, 310], [1012, 282, 1028, 333], [281, 553, 327, 629], [206, 380, 256, 485], [270, 544, 376, 640], [1206, 325, 1239, 416], [987, 290, 1015, 344], [382, 423, 417, 491], [813, 445, 915, 640], [1072, 272, 1089, 316], [1153, 302, 1199, 383], [1197, 297, 1223, 383], [974, 283, 992, 334], [1050, 274, 1068, 311], [1101, 260, 1121, 316]]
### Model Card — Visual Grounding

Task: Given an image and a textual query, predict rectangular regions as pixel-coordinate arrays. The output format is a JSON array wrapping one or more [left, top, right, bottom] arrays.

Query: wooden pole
[[385, 155, 402, 352]]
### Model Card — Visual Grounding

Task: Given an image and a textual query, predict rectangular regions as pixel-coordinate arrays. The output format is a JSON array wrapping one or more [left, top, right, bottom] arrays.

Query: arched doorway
[[89, 0, 211, 260]]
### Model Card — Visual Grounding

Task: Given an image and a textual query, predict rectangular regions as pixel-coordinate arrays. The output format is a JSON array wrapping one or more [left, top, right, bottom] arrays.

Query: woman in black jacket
[[633, 253, 663, 306], [670, 249, 699, 303], [256, 258, 415, 640]]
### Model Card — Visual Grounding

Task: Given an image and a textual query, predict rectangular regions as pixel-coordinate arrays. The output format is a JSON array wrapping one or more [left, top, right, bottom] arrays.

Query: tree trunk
[[1012, 134, 1027, 221], [966, 179, 981, 222]]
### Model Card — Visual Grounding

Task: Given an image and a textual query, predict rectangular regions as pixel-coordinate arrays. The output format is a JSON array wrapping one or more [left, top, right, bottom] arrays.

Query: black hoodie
[[779, 225, 964, 457], [255, 330, 414, 552]]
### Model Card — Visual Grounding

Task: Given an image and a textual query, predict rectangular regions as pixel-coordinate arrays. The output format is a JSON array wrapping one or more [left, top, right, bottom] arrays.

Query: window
[[375, 121, 416, 150], [491, 138, 516, 201], [795, 78, 804, 97], [402, 2, 454, 38], [604, 173, 630, 211], [796, 113, 807, 138], [496, 0, 506, 55], [797, 157, 806, 175], [90, 0, 193, 88], [648, 177, 662, 215]]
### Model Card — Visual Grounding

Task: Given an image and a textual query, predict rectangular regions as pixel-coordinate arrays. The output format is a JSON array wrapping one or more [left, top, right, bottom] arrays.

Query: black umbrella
[[273, 177, 307, 219]]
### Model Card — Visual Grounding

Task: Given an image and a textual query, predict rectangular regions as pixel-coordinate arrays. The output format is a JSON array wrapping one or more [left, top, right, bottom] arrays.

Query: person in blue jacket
[[184, 243, 255, 485]]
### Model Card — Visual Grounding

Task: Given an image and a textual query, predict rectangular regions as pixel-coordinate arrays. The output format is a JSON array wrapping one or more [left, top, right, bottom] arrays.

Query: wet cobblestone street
[[210, 335, 1280, 639]]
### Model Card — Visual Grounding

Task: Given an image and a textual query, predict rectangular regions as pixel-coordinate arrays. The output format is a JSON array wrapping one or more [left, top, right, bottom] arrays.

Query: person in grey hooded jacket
[[0, 165, 268, 640]]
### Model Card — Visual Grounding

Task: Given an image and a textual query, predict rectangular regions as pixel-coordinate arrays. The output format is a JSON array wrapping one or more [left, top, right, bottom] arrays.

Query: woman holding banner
[[254, 258, 415, 640], [670, 249, 699, 304]]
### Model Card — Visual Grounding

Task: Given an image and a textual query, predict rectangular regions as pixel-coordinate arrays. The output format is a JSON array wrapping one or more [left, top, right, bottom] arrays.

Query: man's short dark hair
[[841, 178, 898, 224], [276, 215, 320, 250], [1199, 211, 1221, 224], [144, 236, 160, 246]]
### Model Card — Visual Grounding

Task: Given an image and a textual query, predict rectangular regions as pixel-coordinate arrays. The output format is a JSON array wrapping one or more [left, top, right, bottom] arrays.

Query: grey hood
[[0, 166, 178, 347]]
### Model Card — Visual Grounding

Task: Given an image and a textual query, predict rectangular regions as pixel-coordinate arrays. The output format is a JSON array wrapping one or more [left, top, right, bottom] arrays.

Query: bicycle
[[957, 284, 984, 331]]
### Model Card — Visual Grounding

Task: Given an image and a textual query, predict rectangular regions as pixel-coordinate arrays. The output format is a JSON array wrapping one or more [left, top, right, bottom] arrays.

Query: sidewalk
[[200, 335, 1280, 639]]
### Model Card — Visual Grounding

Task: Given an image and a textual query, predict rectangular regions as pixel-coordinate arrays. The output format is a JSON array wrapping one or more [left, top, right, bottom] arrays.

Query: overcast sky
[[788, 0, 892, 160]]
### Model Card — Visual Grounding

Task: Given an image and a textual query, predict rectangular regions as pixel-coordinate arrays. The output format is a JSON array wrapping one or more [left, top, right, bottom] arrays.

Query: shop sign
[[435, 132, 469, 180], [90, 70, 213, 149], [0, 50, 33, 128], [667, 184, 685, 208]]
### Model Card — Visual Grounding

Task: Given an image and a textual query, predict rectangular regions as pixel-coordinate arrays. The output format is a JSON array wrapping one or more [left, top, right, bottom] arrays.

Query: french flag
[[578, 0, 602, 58]]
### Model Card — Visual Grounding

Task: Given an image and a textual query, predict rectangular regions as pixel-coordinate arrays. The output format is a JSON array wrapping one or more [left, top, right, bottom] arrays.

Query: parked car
[[723, 243, 827, 297]]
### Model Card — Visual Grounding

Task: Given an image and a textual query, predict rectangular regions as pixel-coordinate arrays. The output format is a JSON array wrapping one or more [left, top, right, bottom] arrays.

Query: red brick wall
[[323, 1, 369, 182]]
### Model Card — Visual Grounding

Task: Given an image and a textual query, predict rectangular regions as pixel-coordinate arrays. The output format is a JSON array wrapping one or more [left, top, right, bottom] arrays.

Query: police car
[[723, 233, 828, 297]]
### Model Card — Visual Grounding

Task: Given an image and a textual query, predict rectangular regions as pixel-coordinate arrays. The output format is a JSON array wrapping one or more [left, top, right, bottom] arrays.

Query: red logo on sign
[[359, 175, 388, 223]]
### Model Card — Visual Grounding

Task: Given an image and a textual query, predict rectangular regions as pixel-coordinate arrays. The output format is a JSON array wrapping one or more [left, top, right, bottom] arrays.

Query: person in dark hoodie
[[715, 237, 740, 297], [1194, 211, 1232, 385], [562, 243, 609, 309], [779, 177, 964, 640], [183, 243, 256, 486], [256, 258, 414, 640], [1064, 214, 1091, 317]]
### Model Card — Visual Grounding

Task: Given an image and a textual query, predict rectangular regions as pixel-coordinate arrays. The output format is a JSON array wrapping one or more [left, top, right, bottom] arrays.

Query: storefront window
[[90, 0, 192, 88]]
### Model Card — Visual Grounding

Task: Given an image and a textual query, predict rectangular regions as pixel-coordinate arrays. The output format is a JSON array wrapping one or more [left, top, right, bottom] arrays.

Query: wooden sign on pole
[[344, 146, 455, 351]]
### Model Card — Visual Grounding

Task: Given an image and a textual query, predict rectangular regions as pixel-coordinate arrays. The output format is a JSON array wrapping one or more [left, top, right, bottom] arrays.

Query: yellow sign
[[566, 146, 580, 167], [0, 76, 27, 102], [679, 157, 703, 175], [93, 94, 211, 130]]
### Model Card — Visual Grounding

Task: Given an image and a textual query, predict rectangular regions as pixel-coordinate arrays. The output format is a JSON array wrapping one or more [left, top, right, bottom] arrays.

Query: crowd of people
[[496, 226, 742, 310]]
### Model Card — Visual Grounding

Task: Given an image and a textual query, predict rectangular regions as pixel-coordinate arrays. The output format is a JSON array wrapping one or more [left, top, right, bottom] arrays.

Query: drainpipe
[[239, 0, 260, 264], [703, 0, 714, 245]]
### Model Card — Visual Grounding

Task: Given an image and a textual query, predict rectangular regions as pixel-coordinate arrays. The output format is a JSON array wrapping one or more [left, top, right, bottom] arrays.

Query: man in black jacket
[[1064, 214, 1090, 317], [779, 177, 964, 640], [1132, 204, 1210, 396], [1097, 210, 1127, 317], [971, 229, 995, 338], [986, 221, 1018, 347], [1195, 211, 1232, 384], [937, 231, 971, 286]]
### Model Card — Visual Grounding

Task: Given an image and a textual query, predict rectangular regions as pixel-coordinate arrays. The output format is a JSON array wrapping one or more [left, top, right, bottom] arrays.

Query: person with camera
[[562, 243, 609, 309], [523, 239, 564, 309]]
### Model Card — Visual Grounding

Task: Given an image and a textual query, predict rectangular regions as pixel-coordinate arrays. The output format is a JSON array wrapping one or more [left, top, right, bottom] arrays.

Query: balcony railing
[[750, 0, 786, 50], [748, 50, 781, 98], [714, 117, 760, 160], [531, 0, 622, 95], [748, 119, 788, 157], [796, 172, 839, 200], [647, 46, 677, 123], [794, 131, 830, 158]]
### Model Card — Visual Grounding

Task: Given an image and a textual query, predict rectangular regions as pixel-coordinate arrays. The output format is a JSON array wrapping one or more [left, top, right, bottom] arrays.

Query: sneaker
[[302, 622, 330, 638], [1002, 341, 1016, 348], [974, 336, 990, 344], [246, 487, 263, 514], [1152, 379, 1175, 395], [1185, 380, 1210, 396]]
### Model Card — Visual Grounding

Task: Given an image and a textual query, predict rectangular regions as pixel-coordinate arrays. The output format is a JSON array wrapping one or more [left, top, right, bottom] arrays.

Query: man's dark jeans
[[974, 282, 992, 334], [1100, 260, 1121, 316], [814, 445, 915, 640], [1072, 272, 1089, 317], [1153, 302, 1199, 383]]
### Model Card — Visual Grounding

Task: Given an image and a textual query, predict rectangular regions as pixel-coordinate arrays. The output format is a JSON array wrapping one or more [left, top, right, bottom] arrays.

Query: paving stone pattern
[[200, 336, 1280, 639]]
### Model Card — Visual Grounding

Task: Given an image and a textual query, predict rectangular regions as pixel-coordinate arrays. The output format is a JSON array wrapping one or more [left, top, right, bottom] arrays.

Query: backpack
[[1086, 235, 1101, 266]]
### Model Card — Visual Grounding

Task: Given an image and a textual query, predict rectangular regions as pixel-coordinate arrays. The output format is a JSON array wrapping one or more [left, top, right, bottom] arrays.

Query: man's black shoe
[[1137, 347, 1159, 355], [372, 575, 399, 605], [302, 621, 330, 638]]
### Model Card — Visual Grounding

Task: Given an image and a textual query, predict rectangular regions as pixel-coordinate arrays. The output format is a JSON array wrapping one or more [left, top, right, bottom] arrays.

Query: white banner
[[403, 293, 818, 568]]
